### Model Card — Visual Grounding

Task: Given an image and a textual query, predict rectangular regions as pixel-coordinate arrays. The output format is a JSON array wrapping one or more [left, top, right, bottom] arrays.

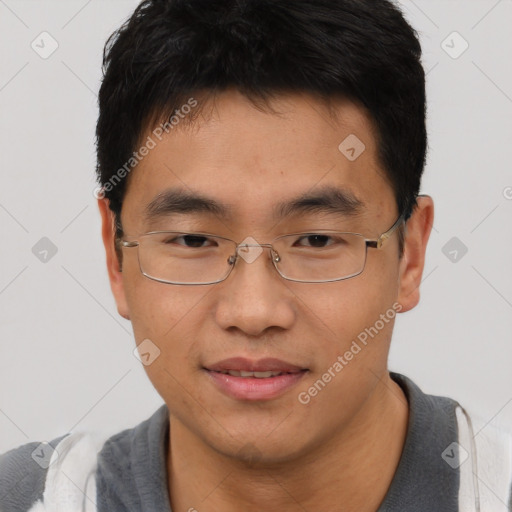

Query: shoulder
[[0, 435, 68, 512], [455, 405, 512, 511], [94, 405, 170, 511], [1, 430, 117, 512], [94, 405, 169, 498], [0, 406, 169, 512], [390, 372, 512, 509]]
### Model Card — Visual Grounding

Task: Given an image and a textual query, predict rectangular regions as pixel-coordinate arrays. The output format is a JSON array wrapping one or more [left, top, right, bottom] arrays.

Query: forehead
[[121, 90, 396, 230]]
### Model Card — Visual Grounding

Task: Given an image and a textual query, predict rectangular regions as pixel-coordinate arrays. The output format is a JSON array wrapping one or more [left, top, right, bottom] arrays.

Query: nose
[[214, 243, 296, 337]]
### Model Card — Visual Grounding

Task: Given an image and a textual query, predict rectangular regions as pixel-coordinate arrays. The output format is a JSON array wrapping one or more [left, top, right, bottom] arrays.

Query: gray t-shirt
[[0, 372, 473, 511]]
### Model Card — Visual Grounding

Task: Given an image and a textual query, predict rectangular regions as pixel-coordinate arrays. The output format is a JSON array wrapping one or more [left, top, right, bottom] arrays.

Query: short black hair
[[96, 0, 427, 253]]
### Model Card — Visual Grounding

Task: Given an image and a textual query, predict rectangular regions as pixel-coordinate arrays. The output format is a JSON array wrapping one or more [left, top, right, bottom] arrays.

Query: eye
[[295, 234, 332, 248], [162, 234, 217, 248], [293, 234, 348, 249]]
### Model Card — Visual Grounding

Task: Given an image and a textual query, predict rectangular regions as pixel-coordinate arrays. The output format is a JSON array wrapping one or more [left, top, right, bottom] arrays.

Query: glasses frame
[[120, 211, 406, 285]]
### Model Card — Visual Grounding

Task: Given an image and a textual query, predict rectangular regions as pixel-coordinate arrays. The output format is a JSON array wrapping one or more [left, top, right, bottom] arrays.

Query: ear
[[98, 198, 131, 320], [396, 195, 434, 313]]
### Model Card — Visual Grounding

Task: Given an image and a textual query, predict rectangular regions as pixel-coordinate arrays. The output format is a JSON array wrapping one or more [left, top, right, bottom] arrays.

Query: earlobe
[[97, 198, 131, 320], [396, 195, 434, 313]]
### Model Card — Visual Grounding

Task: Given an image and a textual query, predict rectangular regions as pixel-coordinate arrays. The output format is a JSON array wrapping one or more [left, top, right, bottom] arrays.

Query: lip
[[205, 357, 306, 373], [203, 357, 308, 401]]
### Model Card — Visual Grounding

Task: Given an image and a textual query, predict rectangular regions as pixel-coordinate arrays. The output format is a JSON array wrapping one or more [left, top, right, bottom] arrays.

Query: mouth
[[203, 357, 309, 401], [210, 369, 304, 378]]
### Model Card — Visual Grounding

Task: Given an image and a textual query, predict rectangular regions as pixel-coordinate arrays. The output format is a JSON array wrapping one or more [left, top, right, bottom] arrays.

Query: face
[[99, 90, 431, 463]]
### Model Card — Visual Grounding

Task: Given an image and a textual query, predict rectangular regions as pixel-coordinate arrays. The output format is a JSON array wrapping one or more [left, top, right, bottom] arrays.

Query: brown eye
[[293, 234, 349, 249], [163, 235, 215, 248], [298, 235, 331, 248]]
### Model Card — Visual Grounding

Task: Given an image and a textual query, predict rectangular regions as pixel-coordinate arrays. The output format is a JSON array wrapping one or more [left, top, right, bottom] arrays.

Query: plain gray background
[[0, 0, 511, 455]]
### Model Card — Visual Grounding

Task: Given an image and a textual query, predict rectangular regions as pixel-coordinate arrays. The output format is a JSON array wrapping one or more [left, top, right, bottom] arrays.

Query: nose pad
[[226, 244, 280, 267], [237, 244, 263, 264]]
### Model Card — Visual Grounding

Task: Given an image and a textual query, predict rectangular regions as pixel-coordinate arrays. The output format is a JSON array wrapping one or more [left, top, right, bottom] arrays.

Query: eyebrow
[[274, 185, 364, 219], [143, 185, 364, 224], [144, 188, 232, 223]]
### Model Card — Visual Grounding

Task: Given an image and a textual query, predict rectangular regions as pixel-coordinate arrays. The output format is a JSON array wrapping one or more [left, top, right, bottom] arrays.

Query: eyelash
[[163, 234, 344, 249]]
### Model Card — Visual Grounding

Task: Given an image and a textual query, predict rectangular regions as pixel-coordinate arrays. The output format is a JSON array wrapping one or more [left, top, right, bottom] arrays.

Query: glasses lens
[[273, 232, 367, 282], [138, 232, 234, 284], [134, 231, 368, 285]]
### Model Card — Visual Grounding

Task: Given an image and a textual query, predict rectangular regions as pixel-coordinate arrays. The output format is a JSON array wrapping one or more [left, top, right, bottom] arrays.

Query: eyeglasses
[[120, 212, 405, 285]]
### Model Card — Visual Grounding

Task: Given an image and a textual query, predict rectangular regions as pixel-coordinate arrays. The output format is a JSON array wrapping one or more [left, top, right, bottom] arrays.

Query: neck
[[167, 372, 409, 512]]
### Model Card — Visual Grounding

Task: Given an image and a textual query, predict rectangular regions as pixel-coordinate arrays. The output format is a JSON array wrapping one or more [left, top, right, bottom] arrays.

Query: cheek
[[293, 269, 398, 345], [288, 255, 402, 398], [122, 261, 211, 361], [291, 272, 401, 427], [124, 276, 213, 406], [122, 245, 200, 336]]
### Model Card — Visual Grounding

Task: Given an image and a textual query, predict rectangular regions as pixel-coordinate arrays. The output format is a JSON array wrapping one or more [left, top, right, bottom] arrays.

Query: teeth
[[221, 370, 284, 378]]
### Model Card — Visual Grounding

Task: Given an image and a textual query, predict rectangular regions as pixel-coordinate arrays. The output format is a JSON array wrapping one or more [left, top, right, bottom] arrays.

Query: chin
[[204, 428, 315, 468]]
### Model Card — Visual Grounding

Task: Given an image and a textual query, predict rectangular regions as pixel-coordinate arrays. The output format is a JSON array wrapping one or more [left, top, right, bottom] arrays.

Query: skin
[[98, 89, 434, 512]]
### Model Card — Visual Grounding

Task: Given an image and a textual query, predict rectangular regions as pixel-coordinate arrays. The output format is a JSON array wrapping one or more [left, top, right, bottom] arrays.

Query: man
[[1, 0, 511, 511]]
